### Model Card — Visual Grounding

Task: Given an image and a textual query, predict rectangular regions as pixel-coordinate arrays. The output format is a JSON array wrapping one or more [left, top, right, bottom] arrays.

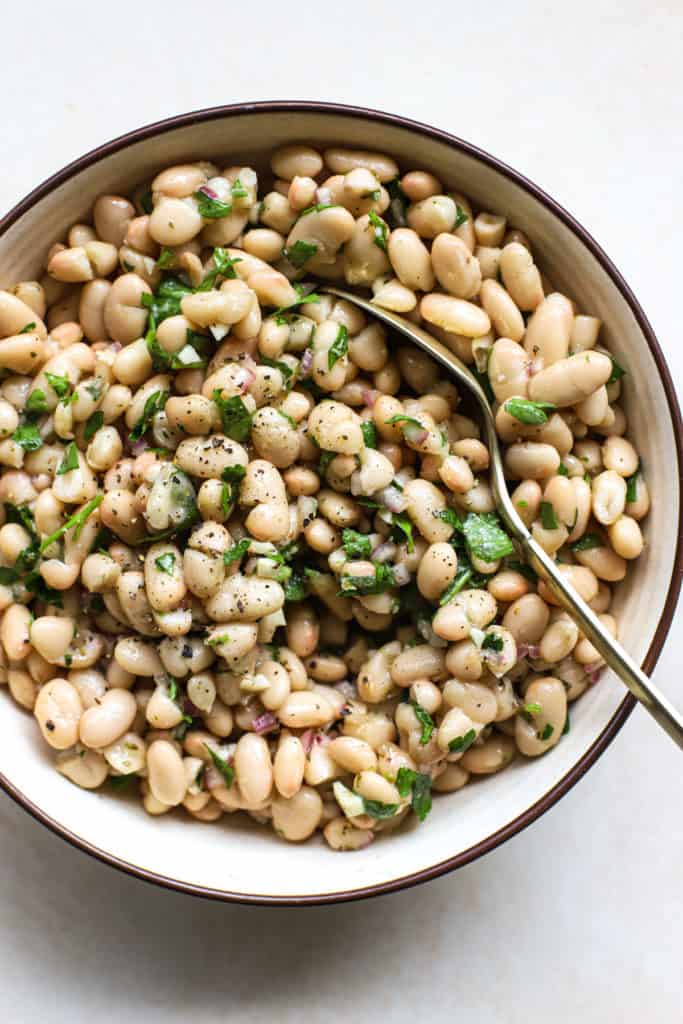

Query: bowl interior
[[0, 106, 679, 902]]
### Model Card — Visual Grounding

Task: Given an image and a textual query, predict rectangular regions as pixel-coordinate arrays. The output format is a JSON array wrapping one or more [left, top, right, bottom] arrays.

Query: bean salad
[[0, 144, 648, 849]]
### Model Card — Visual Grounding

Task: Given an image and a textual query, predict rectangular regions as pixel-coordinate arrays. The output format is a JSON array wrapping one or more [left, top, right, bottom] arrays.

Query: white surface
[[0, 0, 681, 1019]]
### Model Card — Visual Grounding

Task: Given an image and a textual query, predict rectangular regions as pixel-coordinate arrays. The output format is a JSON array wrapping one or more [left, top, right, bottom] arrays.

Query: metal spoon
[[323, 285, 683, 749]]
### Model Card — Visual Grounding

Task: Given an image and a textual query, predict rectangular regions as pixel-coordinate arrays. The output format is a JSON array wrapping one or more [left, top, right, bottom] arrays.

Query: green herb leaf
[[156, 247, 175, 269], [318, 451, 335, 475], [454, 203, 469, 229], [482, 633, 503, 652], [155, 552, 176, 575], [540, 501, 559, 530], [272, 284, 321, 320], [504, 398, 556, 425], [395, 766, 432, 822], [361, 421, 377, 448], [608, 355, 626, 385], [167, 677, 179, 702], [339, 562, 395, 597], [219, 463, 246, 519], [110, 774, 137, 790], [557, 463, 569, 477], [448, 728, 477, 754], [328, 324, 348, 371], [260, 356, 294, 387], [130, 390, 169, 441], [462, 512, 514, 561], [12, 422, 43, 452], [140, 189, 153, 214], [224, 538, 251, 565], [571, 533, 604, 552], [56, 442, 79, 475], [284, 240, 318, 268], [439, 567, 472, 606], [385, 414, 424, 430], [298, 202, 335, 217], [141, 275, 192, 324], [25, 389, 48, 415], [524, 702, 542, 715], [45, 372, 71, 399], [539, 723, 554, 741], [390, 513, 414, 553], [83, 410, 104, 441], [18, 321, 36, 334], [412, 702, 435, 745], [284, 572, 307, 602], [194, 190, 232, 219], [506, 559, 537, 582], [368, 210, 388, 252], [39, 494, 103, 552], [626, 466, 640, 504], [342, 529, 373, 560], [562, 713, 570, 735], [212, 392, 252, 442], [204, 744, 235, 786], [386, 179, 408, 228], [438, 508, 463, 532], [231, 178, 248, 200], [195, 247, 242, 292], [362, 798, 399, 819]]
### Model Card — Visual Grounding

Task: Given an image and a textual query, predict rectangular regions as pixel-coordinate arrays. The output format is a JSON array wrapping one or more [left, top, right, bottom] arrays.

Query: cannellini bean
[[515, 677, 566, 756], [79, 688, 137, 748], [528, 351, 612, 406], [34, 679, 82, 749], [420, 293, 490, 337], [147, 739, 186, 806]]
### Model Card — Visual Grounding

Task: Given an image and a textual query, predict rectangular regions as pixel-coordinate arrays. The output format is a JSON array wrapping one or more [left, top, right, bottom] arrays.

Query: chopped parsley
[[626, 466, 640, 504], [571, 533, 603, 552], [396, 766, 432, 822], [219, 464, 246, 519], [385, 414, 424, 431], [155, 552, 176, 575], [538, 723, 554, 742], [361, 421, 377, 448], [540, 501, 559, 530], [12, 423, 43, 452], [390, 513, 414, 553], [523, 702, 542, 715], [195, 247, 242, 291], [56, 442, 79, 475], [557, 463, 569, 477], [339, 562, 395, 597], [328, 324, 348, 371], [454, 203, 469, 229], [461, 512, 514, 562], [18, 322, 36, 334], [504, 398, 556, 425], [341, 529, 373, 559], [412, 702, 435, 745], [212, 392, 252, 442], [448, 729, 477, 754], [83, 410, 104, 441], [45, 372, 71, 399], [362, 798, 399, 819], [39, 494, 103, 552], [130, 390, 169, 441], [25, 389, 48, 415], [155, 247, 175, 269], [367, 210, 388, 252], [223, 538, 251, 565], [194, 190, 232, 219], [284, 240, 318, 268], [481, 633, 503, 653], [204, 744, 235, 786], [608, 356, 626, 385]]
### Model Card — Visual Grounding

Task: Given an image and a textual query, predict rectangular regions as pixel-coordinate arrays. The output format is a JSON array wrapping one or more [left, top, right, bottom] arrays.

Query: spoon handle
[[321, 286, 683, 748], [523, 535, 683, 747]]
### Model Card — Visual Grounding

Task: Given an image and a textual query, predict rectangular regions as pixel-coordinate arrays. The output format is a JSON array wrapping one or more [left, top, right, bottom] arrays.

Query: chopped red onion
[[378, 486, 407, 514], [301, 348, 314, 374], [402, 422, 429, 446], [392, 562, 411, 586], [362, 388, 379, 408], [205, 766, 224, 789], [585, 663, 605, 685], [300, 729, 315, 754], [109, 341, 122, 353], [252, 711, 278, 734], [371, 541, 396, 564], [234, 365, 256, 393], [130, 438, 150, 457], [198, 184, 220, 200], [517, 643, 540, 660]]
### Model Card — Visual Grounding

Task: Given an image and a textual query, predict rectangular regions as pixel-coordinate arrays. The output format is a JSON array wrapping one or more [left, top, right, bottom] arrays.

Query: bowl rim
[[1, 99, 681, 906]]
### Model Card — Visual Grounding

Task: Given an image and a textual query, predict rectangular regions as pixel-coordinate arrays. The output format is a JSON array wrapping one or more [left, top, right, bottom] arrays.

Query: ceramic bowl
[[1, 102, 681, 905]]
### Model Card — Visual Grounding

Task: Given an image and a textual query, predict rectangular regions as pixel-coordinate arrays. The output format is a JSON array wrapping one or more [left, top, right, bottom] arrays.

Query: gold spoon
[[323, 285, 683, 748]]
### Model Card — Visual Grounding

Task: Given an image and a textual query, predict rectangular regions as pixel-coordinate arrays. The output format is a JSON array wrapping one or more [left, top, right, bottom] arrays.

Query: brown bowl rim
[[0, 100, 681, 907]]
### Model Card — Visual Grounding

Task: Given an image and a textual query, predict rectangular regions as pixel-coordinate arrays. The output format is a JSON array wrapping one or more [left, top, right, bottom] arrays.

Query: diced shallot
[[362, 388, 379, 407], [392, 562, 411, 586], [300, 347, 314, 374], [517, 643, 540, 661], [252, 712, 278, 734], [378, 485, 407, 514], [371, 541, 396, 564], [198, 184, 220, 201]]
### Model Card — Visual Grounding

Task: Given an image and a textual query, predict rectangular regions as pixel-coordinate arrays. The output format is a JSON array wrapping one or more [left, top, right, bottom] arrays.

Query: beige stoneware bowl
[[1, 102, 681, 905]]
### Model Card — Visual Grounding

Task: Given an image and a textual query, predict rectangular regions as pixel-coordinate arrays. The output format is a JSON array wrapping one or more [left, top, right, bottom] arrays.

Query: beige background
[[1, 0, 681, 1019]]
